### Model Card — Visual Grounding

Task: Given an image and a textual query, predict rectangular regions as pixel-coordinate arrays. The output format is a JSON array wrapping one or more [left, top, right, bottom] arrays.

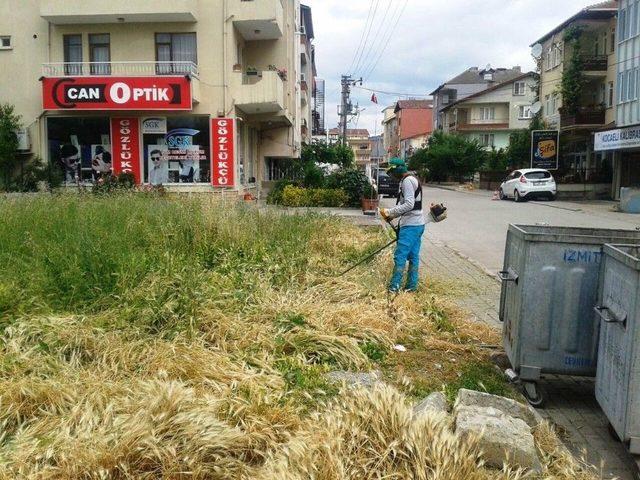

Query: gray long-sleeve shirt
[[386, 175, 426, 227]]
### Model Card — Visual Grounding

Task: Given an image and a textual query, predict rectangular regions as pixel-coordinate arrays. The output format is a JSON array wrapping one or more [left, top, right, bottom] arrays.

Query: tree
[[411, 131, 486, 182], [560, 26, 586, 114], [0, 104, 22, 189], [506, 114, 546, 169], [303, 141, 354, 169]]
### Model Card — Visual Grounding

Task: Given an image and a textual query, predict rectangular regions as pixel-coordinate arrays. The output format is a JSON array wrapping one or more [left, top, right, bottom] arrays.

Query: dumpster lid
[[509, 224, 640, 245], [604, 244, 640, 271]]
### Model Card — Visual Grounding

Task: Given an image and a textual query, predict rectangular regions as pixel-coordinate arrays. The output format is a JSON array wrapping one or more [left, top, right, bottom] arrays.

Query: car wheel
[[514, 190, 522, 202], [499, 188, 506, 200]]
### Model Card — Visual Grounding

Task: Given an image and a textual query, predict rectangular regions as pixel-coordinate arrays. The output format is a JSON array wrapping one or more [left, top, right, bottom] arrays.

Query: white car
[[499, 168, 557, 202]]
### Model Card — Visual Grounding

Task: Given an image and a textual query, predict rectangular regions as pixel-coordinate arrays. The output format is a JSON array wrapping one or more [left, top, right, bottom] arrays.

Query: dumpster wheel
[[522, 381, 545, 408]]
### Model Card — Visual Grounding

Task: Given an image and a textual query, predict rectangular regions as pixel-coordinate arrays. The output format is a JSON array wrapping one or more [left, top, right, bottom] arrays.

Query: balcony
[[581, 55, 608, 73], [450, 122, 509, 132], [230, 0, 284, 40], [232, 70, 285, 115], [40, 0, 197, 24], [42, 61, 199, 78], [560, 106, 606, 128]]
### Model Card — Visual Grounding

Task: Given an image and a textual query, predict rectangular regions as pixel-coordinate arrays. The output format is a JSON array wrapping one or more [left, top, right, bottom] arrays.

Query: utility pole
[[339, 75, 362, 146]]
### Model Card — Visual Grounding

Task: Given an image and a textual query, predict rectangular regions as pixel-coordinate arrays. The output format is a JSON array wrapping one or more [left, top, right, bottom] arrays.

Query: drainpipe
[[222, 0, 228, 115]]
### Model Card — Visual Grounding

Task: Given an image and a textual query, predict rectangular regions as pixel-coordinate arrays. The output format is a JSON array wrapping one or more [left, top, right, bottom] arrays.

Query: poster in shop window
[[531, 130, 559, 170]]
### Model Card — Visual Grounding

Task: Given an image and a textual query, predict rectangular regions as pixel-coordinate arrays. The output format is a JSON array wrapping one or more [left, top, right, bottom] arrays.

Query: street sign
[[531, 130, 559, 170]]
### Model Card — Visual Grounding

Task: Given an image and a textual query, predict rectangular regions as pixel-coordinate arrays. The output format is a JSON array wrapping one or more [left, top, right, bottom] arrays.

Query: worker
[[379, 158, 426, 293]]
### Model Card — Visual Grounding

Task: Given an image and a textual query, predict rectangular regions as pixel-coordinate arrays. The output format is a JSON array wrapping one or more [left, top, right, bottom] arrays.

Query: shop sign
[[595, 126, 640, 151], [142, 117, 167, 134], [42, 77, 192, 111], [211, 118, 235, 188], [531, 130, 559, 170], [111, 118, 141, 183]]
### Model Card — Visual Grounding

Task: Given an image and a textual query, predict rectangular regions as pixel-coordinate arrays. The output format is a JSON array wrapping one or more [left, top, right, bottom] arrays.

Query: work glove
[[379, 208, 391, 221]]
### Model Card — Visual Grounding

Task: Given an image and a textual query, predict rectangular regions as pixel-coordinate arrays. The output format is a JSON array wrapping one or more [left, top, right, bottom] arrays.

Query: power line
[[348, 0, 376, 75], [358, 0, 400, 78], [353, 85, 430, 98], [354, 0, 393, 77], [352, 0, 382, 76], [363, 0, 410, 82]]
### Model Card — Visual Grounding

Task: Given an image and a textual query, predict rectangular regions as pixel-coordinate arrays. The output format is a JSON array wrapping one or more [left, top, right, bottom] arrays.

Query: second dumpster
[[499, 224, 640, 406]]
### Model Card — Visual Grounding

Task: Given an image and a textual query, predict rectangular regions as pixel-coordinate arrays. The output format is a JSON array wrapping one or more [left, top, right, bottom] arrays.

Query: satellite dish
[[530, 101, 542, 114], [531, 43, 543, 59]]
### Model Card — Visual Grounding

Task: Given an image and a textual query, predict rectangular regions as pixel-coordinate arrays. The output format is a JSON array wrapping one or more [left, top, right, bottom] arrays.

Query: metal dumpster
[[595, 245, 640, 454], [499, 225, 640, 406]]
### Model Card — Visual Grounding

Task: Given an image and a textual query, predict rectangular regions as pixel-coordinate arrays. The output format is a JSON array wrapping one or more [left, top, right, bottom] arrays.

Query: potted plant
[[361, 182, 379, 213], [246, 66, 258, 76], [233, 63, 242, 72]]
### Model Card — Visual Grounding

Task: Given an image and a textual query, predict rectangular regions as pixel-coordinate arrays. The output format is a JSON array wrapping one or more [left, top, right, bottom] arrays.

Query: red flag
[[371, 93, 378, 104]]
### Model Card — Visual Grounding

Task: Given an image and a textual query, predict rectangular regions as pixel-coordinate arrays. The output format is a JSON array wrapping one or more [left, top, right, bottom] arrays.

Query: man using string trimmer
[[379, 158, 428, 293]]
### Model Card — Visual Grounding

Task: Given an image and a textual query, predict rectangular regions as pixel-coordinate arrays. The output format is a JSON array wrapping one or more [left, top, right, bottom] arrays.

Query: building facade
[[328, 128, 372, 178], [442, 73, 538, 150], [1, 0, 315, 195], [431, 66, 525, 132], [381, 105, 398, 163], [596, 0, 640, 200], [535, 1, 617, 199], [394, 100, 433, 158]]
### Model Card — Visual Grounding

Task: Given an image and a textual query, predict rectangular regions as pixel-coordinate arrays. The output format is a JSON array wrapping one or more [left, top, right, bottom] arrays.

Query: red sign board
[[211, 118, 235, 188], [42, 76, 192, 111], [111, 118, 142, 184]]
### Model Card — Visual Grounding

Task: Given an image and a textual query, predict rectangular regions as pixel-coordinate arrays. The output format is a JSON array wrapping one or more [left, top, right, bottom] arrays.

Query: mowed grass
[[0, 194, 598, 479]]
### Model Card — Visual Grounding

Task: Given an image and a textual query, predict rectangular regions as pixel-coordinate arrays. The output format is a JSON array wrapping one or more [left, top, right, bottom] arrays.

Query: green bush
[[92, 172, 137, 195], [281, 185, 348, 207], [266, 179, 297, 205], [326, 169, 374, 207]]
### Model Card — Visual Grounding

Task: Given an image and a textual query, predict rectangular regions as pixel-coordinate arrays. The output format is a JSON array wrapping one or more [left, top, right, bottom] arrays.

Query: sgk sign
[[211, 118, 235, 188], [42, 76, 192, 111]]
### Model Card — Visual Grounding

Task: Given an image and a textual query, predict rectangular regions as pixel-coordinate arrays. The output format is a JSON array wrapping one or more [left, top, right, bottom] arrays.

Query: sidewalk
[[421, 233, 639, 480]]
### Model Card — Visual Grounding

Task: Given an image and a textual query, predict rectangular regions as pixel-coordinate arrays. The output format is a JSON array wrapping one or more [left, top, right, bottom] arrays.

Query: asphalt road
[[382, 187, 640, 273]]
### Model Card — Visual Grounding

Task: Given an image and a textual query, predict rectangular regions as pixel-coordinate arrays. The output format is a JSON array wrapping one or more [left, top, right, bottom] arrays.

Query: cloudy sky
[[304, 0, 599, 135]]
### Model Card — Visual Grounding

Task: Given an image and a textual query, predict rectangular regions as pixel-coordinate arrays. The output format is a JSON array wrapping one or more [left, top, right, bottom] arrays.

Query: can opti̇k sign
[[211, 118, 235, 188], [42, 77, 192, 111], [111, 118, 142, 183]]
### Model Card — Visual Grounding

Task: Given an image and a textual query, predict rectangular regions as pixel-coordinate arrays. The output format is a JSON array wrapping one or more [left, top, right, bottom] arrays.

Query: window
[[629, 69, 637, 101], [594, 37, 600, 56], [479, 134, 495, 148], [620, 8, 627, 41], [480, 107, 495, 121], [551, 93, 558, 113], [442, 93, 450, 105], [603, 31, 608, 55], [545, 94, 551, 115], [611, 28, 616, 52], [155, 33, 197, 74], [63, 34, 82, 75], [47, 117, 111, 185], [0, 36, 11, 49], [143, 116, 211, 184], [89, 34, 110, 75], [607, 81, 614, 107], [525, 171, 551, 180], [514, 81, 526, 96], [619, 72, 626, 103], [545, 46, 552, 70], [632, 4, 638, 38], [518, 105, 532, 119], [599, 82, 606, 104]]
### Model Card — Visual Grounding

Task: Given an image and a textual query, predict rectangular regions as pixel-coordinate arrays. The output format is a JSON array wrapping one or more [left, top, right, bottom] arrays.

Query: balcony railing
[[232, 70, 285, 114], [450, 122, 509, 132], [230, 0, 284, 40], [581, 55, 608, 72], [42, 61, 199, 78], [560, 107, 605, 128]]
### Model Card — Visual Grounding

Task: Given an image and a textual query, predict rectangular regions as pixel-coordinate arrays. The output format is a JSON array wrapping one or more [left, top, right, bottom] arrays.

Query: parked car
[[374, 169, 400, 197], [499, 168, 557, 202]]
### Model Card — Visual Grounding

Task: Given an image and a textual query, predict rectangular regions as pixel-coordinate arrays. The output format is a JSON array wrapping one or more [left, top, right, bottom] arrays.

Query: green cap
[[387, 157, 408, 175]]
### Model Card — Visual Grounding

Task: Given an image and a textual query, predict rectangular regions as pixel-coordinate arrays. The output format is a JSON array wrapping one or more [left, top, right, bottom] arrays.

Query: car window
[[525, 171, 551, 180]]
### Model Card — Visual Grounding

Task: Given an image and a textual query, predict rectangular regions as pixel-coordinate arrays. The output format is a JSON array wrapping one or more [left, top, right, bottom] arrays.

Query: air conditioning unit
[[299, 25, 306, 35], [300, 73, 307, 82], [16, 129, 31, 152]]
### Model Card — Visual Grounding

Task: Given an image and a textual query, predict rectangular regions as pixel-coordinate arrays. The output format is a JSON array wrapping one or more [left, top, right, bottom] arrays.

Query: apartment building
[[535, 1, 617, 199], [381, 105, 398, 162], [0, 0, 316, 194], [596, 0, 640, 200], [441, 72, 538, 150], [395, 100, 433, 158], [430, 66, 525, 131], [328, 128, 372, 178]]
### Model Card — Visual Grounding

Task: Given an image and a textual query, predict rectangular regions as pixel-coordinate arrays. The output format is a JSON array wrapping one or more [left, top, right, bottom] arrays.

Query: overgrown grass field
[[0, 194, 597, 479]]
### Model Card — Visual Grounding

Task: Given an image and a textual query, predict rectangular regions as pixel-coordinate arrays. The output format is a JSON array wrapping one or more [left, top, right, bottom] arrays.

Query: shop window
[[64, 34, 83, 75], [155, 33, 197, 74], [89, 34, 110, 75], [47, 117, 111, 185], [143, 116, 210, 185]]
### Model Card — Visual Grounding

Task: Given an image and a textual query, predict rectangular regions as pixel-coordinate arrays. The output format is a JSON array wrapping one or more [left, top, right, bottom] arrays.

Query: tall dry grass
[[0, 194, 599, 479]]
